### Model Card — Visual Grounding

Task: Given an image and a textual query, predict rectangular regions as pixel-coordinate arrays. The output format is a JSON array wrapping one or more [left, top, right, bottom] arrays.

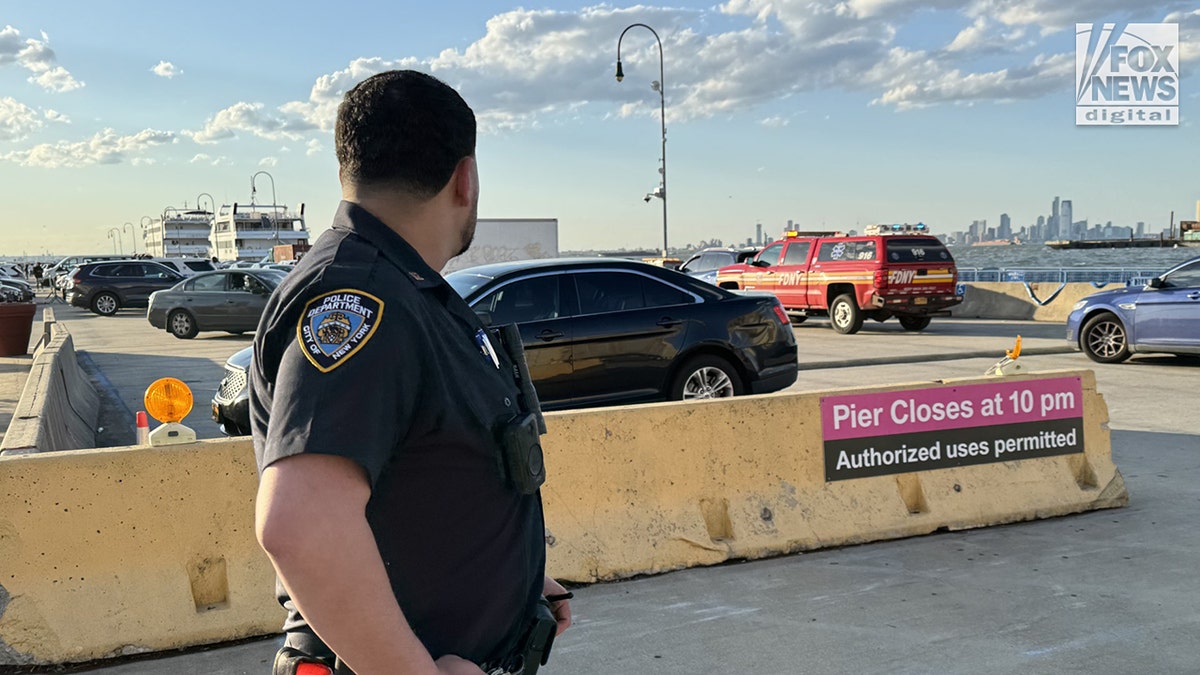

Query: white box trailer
[[442, 218, 559, 273]]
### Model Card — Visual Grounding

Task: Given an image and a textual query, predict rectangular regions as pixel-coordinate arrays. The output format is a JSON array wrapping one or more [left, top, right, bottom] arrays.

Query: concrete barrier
[[0, 310, 98, 456], [0, 370, 1125, 666], [951, 282, 1116, 322], [541, 370, 1124, 582]]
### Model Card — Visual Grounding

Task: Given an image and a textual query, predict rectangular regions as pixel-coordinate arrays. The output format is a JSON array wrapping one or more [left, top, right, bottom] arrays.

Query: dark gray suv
[[68, 260, 184, 316]]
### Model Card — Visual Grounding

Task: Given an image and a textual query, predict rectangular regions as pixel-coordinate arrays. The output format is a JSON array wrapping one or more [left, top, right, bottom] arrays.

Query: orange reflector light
[[144, 377, 194, 424]]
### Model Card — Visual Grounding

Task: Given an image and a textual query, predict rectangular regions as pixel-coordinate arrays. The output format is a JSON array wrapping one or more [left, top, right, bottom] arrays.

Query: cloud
[[187, 101, 317, 144], [945, 17, 1026, 53], [759, 115, 790, 127], [186, 0, 1187, 140], [0, 25, 83, 92], [1164, 8, 1200, 64], [305, 139, 323, 156], [189, 152, 233, 166], [258, 156, 278, 167], [871, 50, 1074, 109], [964, 0, 1186, 32], [0, 97, 70, 141], [0, 97, 43, 141], [1, 128, 176, 168], [43, 108, 69, 124], [151, 60, 182, 78]]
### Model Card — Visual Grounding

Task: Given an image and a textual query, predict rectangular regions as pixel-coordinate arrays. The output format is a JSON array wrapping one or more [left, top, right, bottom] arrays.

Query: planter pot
[[0, 302, 37, 356]]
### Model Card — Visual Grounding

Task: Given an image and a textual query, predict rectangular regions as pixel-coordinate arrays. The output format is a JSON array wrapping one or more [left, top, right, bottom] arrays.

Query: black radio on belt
[[492, 324, 547, 495]]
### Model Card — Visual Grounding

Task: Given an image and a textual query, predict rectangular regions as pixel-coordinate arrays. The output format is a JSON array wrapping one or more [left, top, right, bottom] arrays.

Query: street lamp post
[[616, 23, 669, 258], [251, 171, 279, 248], [122, 222, 135, 255], [107, 227, 122, 254]]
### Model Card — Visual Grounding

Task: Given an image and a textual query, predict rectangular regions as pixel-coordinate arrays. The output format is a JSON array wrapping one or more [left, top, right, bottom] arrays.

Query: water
[[948, 243, 1198, 271]]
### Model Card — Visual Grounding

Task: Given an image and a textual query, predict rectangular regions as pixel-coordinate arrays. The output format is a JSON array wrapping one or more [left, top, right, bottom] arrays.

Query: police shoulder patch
[[296, 289, 384, 372]]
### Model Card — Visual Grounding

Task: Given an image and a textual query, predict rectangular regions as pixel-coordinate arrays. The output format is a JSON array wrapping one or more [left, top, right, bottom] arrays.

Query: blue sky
[[1, 1, 1198, 258]]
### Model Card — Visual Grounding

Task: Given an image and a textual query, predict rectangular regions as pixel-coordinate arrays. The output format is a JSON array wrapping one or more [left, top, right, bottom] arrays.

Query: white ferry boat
[[146, 208, 214, 258], [211, 201, 308, 262]]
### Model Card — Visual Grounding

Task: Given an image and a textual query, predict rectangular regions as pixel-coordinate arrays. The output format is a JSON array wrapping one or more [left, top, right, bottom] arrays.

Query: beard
[[456, 201, 478, 258]]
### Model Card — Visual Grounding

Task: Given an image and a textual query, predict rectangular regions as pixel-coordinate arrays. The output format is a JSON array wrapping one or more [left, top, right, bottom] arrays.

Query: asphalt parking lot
[[12, 301, 1200, 673]]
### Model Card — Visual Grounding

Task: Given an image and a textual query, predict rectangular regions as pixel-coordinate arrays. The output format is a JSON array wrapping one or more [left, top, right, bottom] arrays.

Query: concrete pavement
[[4, 304, 1197, 673]]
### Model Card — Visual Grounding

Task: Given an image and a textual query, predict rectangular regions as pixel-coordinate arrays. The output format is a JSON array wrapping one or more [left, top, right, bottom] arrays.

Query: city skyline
[[2, 1, 1199, 258]]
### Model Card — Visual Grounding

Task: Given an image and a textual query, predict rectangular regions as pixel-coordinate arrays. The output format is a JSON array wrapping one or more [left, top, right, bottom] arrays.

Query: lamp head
[[615, 61, 624, 82]]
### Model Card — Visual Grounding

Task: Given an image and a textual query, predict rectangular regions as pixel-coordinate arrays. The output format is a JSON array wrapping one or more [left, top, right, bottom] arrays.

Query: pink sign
[[821, 376, 1084, 441]]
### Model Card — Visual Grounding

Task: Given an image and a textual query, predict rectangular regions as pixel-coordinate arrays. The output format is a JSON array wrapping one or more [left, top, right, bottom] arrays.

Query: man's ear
[[451, 156, 477, 206]]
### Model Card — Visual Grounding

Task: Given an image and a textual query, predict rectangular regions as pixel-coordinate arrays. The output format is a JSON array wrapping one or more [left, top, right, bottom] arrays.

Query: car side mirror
[[474, 309, 493, 326], [751, 259, 770, 268], [1146, 277, 1163, 289]]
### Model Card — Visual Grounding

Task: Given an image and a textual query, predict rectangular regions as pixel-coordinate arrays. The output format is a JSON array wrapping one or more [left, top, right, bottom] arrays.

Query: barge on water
[[1046, 237, 1198, 250]]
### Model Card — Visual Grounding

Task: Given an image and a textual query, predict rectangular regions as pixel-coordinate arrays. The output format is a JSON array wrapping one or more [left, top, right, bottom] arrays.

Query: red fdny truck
[[715, 224, 962, 334]]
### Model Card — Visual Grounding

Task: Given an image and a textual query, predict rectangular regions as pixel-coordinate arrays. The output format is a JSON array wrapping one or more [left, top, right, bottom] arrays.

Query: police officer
[[251, 70, 571, 675]]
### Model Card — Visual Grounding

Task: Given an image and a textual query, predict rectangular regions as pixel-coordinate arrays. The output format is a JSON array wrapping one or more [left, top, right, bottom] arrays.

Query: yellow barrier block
[[0, 439, 277, 665], [540, 370, 1125, 582]]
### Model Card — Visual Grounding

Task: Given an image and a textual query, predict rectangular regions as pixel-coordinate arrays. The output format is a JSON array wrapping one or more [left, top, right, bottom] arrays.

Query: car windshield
[[446, 272, 493, 298], [255, 270, 288, 287]]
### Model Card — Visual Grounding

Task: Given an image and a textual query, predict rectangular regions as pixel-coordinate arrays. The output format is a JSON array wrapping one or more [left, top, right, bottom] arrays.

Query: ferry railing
[[957, 268, 1162, 286]]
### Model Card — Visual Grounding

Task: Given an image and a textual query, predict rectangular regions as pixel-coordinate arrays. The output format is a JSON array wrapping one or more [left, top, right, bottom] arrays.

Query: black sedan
[[213, 258, 797, 433], [147, 269, 287, 339]]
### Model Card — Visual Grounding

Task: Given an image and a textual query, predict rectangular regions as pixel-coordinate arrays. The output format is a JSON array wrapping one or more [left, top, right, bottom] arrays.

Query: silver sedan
[[147, 269, 286, 339]]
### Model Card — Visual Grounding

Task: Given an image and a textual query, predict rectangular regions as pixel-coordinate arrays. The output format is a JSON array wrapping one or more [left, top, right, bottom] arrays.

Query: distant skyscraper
[[1060, 200, 1073, 240], [1050, 196, 1061, 240], [755, 223, 763, 246], [1137, 221, 1145, 237], [999, 213, 1012, 241]]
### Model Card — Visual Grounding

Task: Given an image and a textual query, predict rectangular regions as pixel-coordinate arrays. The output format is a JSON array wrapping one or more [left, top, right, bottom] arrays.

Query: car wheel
[[670, 355, 744, 401], [92, 292, 120, 316], [168, 310, 199, 339], [829, 294, 863, 334], [899, 315, 932, 331], [1080, 312, 1131, 363]]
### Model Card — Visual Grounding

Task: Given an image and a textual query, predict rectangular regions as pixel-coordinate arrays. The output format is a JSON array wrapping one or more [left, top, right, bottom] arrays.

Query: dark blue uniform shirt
[[250, 201, 545, 664]]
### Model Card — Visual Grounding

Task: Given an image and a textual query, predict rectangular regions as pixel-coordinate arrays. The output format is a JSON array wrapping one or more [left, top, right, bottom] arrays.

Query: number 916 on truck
[[714, 224, 963, 334]]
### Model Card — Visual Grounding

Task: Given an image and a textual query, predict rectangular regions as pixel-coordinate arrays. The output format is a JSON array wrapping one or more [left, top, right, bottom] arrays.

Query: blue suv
[[1067, 256, 1200, 363]]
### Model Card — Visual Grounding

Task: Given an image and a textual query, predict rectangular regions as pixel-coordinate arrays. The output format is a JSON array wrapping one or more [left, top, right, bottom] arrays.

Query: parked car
[[142, 257, 218, 276], [1067, 256, 1200, 363], [46, 254, 136, 289], [147, 269, 287, 339], [213, 346, 253, 435], [213, 257, 799, 435], [0, 277, 35, 302], [677, 247, 761, 285], [67, 260, 185, 315]]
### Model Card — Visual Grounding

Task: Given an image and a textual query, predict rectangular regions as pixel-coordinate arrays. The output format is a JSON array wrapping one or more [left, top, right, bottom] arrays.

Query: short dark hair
[[335, 70, 476, 199]]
